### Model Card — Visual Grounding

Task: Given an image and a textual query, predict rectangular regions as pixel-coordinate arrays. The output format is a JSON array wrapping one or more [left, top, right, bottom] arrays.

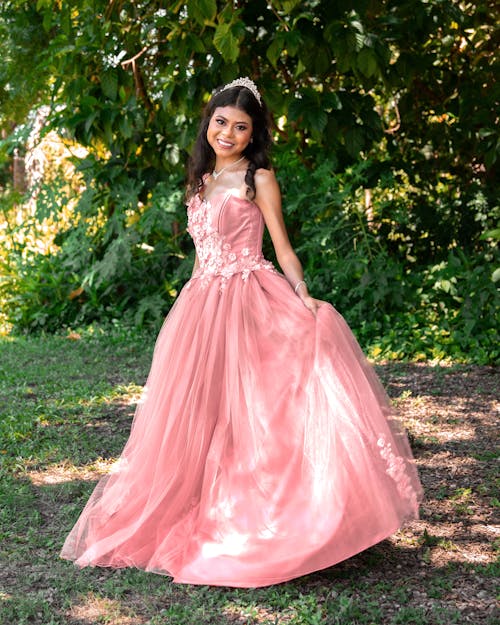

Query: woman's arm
[[254, 169, 321, 315]]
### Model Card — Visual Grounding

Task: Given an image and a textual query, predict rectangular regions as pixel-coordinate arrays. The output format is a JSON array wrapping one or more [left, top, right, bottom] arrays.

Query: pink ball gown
[[60, 189, 423, 587]]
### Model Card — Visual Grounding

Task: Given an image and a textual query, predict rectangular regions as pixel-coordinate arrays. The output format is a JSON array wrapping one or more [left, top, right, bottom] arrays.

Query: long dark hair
[[186, 84, 272, 200]]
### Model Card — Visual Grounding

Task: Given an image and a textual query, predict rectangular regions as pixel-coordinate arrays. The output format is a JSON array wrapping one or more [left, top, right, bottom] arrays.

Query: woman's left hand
[[300, 295, 323, 316]]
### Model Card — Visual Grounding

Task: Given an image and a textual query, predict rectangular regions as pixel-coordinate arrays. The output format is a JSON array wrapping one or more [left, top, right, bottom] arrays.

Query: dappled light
[[1, 332, 497, 623], [222, 601, 295, 623], [65, 593, 144, 625], [27, 459, 117, 486]]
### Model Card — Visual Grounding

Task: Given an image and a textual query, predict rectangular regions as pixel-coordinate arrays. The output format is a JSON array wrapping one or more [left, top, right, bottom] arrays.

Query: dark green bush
[[279, 157, 499, 363]]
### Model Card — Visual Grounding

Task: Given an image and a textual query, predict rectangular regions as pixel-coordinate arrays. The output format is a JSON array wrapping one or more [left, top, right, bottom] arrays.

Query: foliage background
[[0, 0, 498, 362]]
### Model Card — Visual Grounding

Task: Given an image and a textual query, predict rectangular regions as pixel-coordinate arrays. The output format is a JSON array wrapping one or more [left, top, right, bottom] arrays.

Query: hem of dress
[[59, 515, 418, 588], [171, 521, 406, 588]]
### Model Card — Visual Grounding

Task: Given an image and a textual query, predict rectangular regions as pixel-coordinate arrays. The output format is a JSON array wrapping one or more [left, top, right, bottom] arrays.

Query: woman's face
[[206, 106, 253, 161]]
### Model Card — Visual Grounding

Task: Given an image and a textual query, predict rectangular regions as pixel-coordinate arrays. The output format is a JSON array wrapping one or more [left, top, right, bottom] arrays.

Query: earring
[[250, 137, 253, 143]]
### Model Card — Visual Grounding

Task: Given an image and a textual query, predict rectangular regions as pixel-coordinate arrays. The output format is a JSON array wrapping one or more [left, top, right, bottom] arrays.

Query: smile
[[217, 138, 234, 148]]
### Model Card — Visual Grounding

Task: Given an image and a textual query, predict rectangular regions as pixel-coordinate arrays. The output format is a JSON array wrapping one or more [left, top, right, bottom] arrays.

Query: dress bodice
[[187, 192, 275, 289]]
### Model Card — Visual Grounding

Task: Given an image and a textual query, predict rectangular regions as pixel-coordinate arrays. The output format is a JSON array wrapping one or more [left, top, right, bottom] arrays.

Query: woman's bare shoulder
[[254, 168, 279, 191], [255, 167, 276, 180], [254, 168, 282, 211]]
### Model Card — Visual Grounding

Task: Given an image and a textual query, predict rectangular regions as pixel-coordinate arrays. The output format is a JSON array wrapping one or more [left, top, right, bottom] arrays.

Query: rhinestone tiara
[[218, 77, 262, 105]]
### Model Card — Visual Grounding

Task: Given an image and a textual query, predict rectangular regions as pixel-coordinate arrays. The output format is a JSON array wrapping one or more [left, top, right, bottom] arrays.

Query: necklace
[[212, 156, 245, 179]]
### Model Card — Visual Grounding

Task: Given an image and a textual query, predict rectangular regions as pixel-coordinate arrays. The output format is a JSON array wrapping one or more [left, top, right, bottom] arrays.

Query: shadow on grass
[[1, 335, 498, 624], [4, 468, 485, 625]]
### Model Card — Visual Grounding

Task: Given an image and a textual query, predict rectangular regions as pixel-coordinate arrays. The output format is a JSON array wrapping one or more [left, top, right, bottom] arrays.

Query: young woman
[[61, 77, 422, 588]]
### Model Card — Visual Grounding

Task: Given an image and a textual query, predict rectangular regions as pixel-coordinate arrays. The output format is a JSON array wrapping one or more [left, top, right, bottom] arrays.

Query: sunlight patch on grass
[[482, 524, 500, 538], [0, 591, 13, 601], [78, 384, 144, 408], [421, 451, 480, 471], [67, 593, 144, 625], [391, 529, 422, 549], [427, 544, 495, 566], [27, 458, 117, 486], [418, 523, 498, 568], [222, 600, 295, 623], [404, 413, 477, 443], [436, 429, 476, 442]]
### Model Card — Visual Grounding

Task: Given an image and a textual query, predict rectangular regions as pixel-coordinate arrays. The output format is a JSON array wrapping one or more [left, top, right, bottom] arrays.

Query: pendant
[[211, 156, 245, 180]]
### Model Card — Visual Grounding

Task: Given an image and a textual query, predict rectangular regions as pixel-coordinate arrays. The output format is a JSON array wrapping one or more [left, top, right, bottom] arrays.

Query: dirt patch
[[374, 363, 499, 622]]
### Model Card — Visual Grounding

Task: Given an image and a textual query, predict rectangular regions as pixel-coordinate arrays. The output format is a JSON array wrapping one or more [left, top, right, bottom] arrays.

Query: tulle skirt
[[60, 269, 422, 587]]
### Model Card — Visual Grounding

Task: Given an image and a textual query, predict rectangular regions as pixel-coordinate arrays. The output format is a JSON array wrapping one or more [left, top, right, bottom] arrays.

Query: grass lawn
[[0, 328, 498, 625]]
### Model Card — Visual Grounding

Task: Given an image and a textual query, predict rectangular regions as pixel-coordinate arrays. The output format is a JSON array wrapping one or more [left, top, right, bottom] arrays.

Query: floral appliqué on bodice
[[186, 192, 276, 291]]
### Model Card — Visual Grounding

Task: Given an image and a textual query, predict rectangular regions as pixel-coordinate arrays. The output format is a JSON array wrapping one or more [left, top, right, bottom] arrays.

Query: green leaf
[[299, 42, 330, 76], [185, 32, 206, 54], [80, 95, 99, 109], [357, 48, 378, 78], [353, 31, 365, 52], [280, 0, 303, 13], [288, 93, 327, 137], [345, 126, 364, 157], [350, 19, 364, 34], [304, 108, 328, 136], [60, 5, 71, 36], [118, 85, 127, 103], [119, 116, 133, 139], [42, 10, 52, 32], [84, 112, 97, 136], [324, 92, 342, 111], [101, 109, 116, 144], [213, 24, 239, 63], [324, 21, 342, 47], [480, 228, 500, 241], [101, 70, 118, 101], [266, 33, 285, 68], [188, 0, 217, 26], [161, 84, 175, 110], [284, 30, 302, 57]]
